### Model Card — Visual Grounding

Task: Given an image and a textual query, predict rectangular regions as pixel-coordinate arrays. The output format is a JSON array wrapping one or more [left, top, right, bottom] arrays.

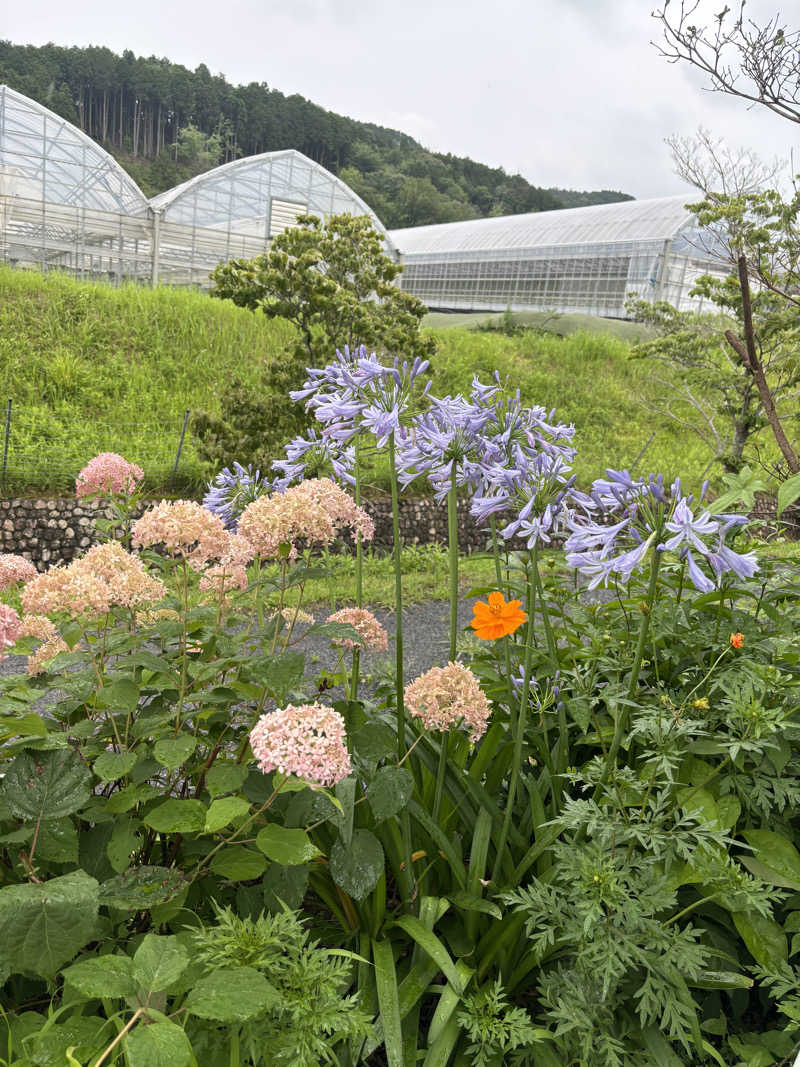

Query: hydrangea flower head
[[326, 607, 388, 651], [76, 453, 144, 499], [0, 603, 21, 657], [16, 615, 68, 676], [404, 661, 492, 742], [0, 554, 38, 591], [249, 703, 351, 787], [132, 500, 233, 567]]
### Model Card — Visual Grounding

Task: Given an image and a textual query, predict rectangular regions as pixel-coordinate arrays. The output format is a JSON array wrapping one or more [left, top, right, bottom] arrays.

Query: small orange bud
[[730, 632, 744, 649]]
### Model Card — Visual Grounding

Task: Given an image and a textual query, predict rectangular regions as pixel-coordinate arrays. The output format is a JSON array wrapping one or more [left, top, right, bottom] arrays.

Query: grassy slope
[[0, 266, 717, 495]]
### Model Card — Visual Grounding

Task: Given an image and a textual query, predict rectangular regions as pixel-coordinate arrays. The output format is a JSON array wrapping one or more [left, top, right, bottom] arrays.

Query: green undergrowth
[[0, 266, 735, 496]]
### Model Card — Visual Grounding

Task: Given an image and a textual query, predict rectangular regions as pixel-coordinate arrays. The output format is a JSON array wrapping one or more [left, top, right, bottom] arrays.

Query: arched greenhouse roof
[[150, 148, 393, 249], [0, 84, 149, 216], [389, 195, 704, 255]]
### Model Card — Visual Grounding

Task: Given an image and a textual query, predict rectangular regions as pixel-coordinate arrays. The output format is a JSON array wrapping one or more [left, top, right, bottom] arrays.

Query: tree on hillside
[[194, 212, 434, 473]]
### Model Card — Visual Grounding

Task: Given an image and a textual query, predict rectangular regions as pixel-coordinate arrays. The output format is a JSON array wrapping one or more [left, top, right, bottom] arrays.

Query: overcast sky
[[5, 0, 797, 199]]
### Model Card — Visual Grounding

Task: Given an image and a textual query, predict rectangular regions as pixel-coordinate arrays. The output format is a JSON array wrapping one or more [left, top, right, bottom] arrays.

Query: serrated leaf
[[256, 824, 320, 866], [249, 651, 305, 704], [109, 678, 140, 713], [329, 829, 383, 901], [185, 967, 279, 1022], [98, 866, 185, 910], [124, 1020, 192, 1067], [741, 830, 800, 891], [93, 750, 138, 781], [205, 763, 247, 797], [205, 795, 251, 833], [262, 862, 309, 913], [2, 749, 91, 821], [106, 820, 142, 874], [36, 817, 79, 863], [133, 934, 189, 992], [0, 871, 98, 978], [105, 783, 162, 814], [143, 799, 206, 834], [62, 954, 137, 998], [209, 846, 267, 881], [153, 737, 197, 771], [368, 766, 414, 823]]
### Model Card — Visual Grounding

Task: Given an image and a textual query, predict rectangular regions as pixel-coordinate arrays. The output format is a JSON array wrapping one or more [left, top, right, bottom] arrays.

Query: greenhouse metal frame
[[389, 197, 727, 316]]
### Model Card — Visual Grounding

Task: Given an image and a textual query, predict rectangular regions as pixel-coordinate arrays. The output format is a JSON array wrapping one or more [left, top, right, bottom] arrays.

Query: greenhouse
[[389, 196, 727, 316], [0, 85, 390, 286]]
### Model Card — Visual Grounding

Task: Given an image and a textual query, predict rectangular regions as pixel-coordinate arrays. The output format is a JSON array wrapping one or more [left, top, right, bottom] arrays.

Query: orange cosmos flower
[[730, 632, 744, 649], [471, 592, 527, 641]]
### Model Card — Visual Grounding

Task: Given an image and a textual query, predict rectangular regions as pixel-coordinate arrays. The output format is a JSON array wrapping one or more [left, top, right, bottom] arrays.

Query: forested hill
[[0, 41, 634, 228]]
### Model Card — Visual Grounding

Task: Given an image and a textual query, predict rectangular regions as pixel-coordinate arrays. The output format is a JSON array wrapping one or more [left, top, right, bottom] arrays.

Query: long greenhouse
[[389, 197, 726, 316], [0, 84, 390, 286]]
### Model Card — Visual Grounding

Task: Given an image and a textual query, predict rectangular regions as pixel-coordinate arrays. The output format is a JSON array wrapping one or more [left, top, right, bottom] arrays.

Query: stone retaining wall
[[1, 491, 794, 571]]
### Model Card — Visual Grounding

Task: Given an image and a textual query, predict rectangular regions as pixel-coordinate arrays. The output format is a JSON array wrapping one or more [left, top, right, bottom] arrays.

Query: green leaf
[[133, 934, 189, 992], [352, 721, 396, 764], [449, 891, 502, 920], [209, 846, 267, 881], [732, 909, 788, 968], [0, 871, 98, 978], [777, 471, 800, 517], [391, 915, 464, 993], [106, 820, 142, 874], [329, 828, 384, 900], [249, 651, 305, 704], [1, 749, 91, 820], [185, 966, 279, 1022], [98, 866, 185, 910], [109, 678, 140, 713], [690, 970, 753, 990], [741, 830, 800, 891], [143, 799, 206, 834], [105, 783, 162, 814], [368, 766, 415, 823], [205, 763, 247, 797], [36, 817, 79, 863], [153, 737, 197, 771], [124, 1020, 192, 1067], [205, 795, 251, 833], [262, 862, 309, 913], [256, 824, 320, 866], [62, 954, 137, 999], [372, 939, 403, 1067], [93, 751, 138, 781]]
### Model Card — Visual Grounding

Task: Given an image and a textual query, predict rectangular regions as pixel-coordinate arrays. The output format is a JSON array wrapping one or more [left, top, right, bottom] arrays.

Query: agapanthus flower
[[22, 541, 166, 619], [470, 592, 527, 640], [273, 428, 355, 488], [203, 462, 273, 531], [565, 471, 758, 592], [132, 500, 232, 567], [404, 661, 492, 742], [76, 452, 144, 499], [238, 478, 374, 559], [0, 554, 37, 590], [249, 703, 351, 787], [326, 607, 388, 651], [291, 344, 431, 449], [0, 603, 21, 656]]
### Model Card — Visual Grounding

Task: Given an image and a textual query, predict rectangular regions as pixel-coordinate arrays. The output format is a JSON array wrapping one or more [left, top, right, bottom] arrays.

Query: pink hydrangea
[[249, 703, 351, 787], [132, 500, 233, 568], [238, 478, 374, 560], [76, 453, 144, 499], [326, 607, 388, 652], [0, 603, 21, 656], [199, 564, 249, 596], [21, 541, 166, 619], [404, 661, 492, 742], [17, 615, 68, 676], [0, 554, 38, 591]]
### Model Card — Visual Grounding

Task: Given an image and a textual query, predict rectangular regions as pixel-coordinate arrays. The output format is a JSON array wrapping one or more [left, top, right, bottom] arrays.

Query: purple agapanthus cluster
[[290, 344, 431, 448], [272, 428, 355, 488], [565, 468, 758, 591], [203, 462, 274, 531]]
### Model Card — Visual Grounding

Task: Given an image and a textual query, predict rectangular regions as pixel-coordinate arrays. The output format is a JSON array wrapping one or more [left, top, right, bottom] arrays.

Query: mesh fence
[[0, 403, 204, 496]]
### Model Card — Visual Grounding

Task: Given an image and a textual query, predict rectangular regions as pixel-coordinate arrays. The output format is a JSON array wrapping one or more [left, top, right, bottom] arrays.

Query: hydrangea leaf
[[368, 766, 414, 823], [94, 751, 138, 782], [256, 825, 320, 866], [0, 871, 99, 978], [132, 934, 189, 993], [106, 820, 142, 874], [98, 866, 185, 910], [205, 764, 247, 798], [1, 750, 91, 821], [62, 955, 137, 999], [204, 796, 251, 833], [36, 816, 79, 864], [143, 799, 206, 834], [185, 967, 279, 1022], [153, 737, 197, 771], [330, 829, 383, 900], [124, 1020, 192, 1067], [210, 846, 267, 882]]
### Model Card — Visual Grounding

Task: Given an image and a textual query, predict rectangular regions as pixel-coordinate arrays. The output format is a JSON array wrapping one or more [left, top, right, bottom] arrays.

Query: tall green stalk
[[489, 516, 516, 727], [433, 461, 459, 825], [351, 437, 363, 701], [492, 550, 537, 883]]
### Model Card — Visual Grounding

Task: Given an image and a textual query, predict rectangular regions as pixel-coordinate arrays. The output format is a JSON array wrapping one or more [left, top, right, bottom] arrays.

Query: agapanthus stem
[[448, 460, 459, 663], [490, 517, 516, 725], [493, 556, 536, 883], [352, 437, 363, 702]]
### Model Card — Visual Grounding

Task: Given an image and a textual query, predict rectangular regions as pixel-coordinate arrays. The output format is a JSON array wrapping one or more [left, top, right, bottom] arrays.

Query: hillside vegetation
[[0, 41, 632, 228], [0, 267, 716, 495]]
